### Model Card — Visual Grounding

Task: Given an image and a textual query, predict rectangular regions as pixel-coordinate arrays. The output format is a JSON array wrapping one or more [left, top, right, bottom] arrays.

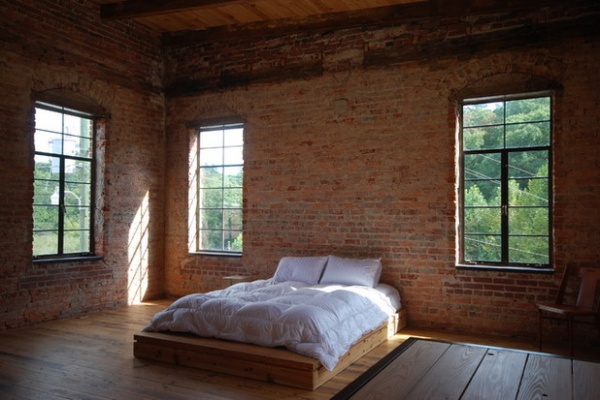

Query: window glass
[[195, 123, 244, 254], [460, 95, 552, 268], [33, 104, 95, 258]]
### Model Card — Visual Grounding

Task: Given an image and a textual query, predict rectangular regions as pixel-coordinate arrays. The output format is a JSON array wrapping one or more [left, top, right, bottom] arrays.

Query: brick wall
[[2, 0, 599, 345], [0, 0, 165, 329], [164, 3, 600, 341]]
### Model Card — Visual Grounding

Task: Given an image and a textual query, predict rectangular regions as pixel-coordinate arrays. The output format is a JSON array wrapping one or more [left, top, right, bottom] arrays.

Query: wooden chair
[[536, 265, 600, 356]]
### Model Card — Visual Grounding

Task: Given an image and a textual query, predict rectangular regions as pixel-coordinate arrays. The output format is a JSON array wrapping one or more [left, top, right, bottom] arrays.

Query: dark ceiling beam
[[100, 0, 247, 20]]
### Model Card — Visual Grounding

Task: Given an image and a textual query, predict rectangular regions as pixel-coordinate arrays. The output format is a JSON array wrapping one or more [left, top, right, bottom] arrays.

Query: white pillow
[[319, 255, 382, 287], [272, 256, 329, 285]]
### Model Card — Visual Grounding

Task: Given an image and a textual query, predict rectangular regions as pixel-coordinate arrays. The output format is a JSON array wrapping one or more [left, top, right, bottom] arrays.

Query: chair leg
[[568, 316, 574, 357], [538, 309, 543, 351]]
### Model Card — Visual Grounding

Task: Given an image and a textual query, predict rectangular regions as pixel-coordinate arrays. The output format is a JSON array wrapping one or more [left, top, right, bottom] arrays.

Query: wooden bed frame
[[134, 308, 407, 390]]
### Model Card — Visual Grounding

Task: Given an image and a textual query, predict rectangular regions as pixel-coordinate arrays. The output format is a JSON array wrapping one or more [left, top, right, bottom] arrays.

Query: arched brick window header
[[451, 72, 563, 103], [34, 89, 109, 118]]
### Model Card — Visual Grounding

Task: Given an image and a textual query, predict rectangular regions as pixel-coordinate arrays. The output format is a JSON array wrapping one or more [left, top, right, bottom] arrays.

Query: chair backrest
[[555, 265, 578, 304], [576, 268, 600, 310], [555, 265, 600, 311]]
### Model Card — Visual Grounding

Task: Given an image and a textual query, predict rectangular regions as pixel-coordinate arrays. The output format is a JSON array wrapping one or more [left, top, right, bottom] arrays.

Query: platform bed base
[[134, 309, 407, 390]]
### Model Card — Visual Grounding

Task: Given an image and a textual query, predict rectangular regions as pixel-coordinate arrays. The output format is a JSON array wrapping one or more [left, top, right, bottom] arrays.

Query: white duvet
[[143, 279, 401, 370]]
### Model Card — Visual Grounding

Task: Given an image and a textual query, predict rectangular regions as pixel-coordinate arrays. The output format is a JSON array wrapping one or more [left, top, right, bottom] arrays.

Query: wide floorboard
[[334, 338, 600, 399], [0, 300, 598, 400]]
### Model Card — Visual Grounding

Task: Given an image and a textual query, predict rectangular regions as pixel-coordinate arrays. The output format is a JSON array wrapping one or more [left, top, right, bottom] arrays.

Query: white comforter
[[143, 279, 401, 370]]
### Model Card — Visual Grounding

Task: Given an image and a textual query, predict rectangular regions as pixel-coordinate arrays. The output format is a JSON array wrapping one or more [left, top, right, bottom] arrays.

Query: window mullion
[[500, 151, 509, 264], [57, 157, 66, 255]]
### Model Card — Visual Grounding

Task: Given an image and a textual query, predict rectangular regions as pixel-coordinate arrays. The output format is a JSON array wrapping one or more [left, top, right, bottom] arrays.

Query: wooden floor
[[1, 300, 599, 400], [334, 338, 600, 399]]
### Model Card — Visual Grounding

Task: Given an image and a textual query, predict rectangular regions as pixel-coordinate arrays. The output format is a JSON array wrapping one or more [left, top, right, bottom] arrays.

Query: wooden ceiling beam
[[100, 0, 248, 20]]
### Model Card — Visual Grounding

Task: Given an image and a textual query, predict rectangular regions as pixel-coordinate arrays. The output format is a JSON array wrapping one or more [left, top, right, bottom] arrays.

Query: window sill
[[456, 264, 554, 274], [33, 255, 103, 264], [190, 251, 242, 258]]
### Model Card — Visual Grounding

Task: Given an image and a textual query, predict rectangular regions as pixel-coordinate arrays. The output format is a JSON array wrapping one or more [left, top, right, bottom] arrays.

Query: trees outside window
[[460, 95, 552, 268], [33, 103, 95, 258], [194, 123, 244, 253]]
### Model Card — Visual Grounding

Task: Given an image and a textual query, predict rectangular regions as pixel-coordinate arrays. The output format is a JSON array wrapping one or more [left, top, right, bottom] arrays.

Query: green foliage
[[33, 160, 58, 256], [231, 233, 243, 252], [33, 159, 92, 256], [199, 166, 243, 252]]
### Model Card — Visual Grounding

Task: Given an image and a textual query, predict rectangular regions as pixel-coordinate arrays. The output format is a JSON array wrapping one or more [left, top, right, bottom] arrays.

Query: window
[[193, 123, 244, 254], [459, 94, 552, 269], [33, 102, 96, 258]]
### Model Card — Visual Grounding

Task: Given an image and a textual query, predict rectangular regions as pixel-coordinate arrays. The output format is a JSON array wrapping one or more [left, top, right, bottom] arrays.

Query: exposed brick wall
[[0, 0, 165, 329], [164, 3, 600, 342], [2, 0, 599, 347]]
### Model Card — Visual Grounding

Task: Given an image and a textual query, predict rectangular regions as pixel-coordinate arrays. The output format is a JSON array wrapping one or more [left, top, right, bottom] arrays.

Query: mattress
[[143, 278, 401, 370]]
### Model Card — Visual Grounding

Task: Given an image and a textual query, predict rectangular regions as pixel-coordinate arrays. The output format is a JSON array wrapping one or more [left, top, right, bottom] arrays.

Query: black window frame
[[33, 101, 97, 260], [193, 122, 244, 255], [458, 92, 553, 271]]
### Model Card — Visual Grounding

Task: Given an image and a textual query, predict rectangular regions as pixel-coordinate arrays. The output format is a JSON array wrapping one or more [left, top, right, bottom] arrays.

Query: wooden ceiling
[[93, 0, 569, 43], [94, 0, 426, 32]]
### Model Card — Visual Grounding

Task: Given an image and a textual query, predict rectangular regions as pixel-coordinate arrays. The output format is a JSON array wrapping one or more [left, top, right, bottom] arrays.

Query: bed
[[134, 255, 407, 389]]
